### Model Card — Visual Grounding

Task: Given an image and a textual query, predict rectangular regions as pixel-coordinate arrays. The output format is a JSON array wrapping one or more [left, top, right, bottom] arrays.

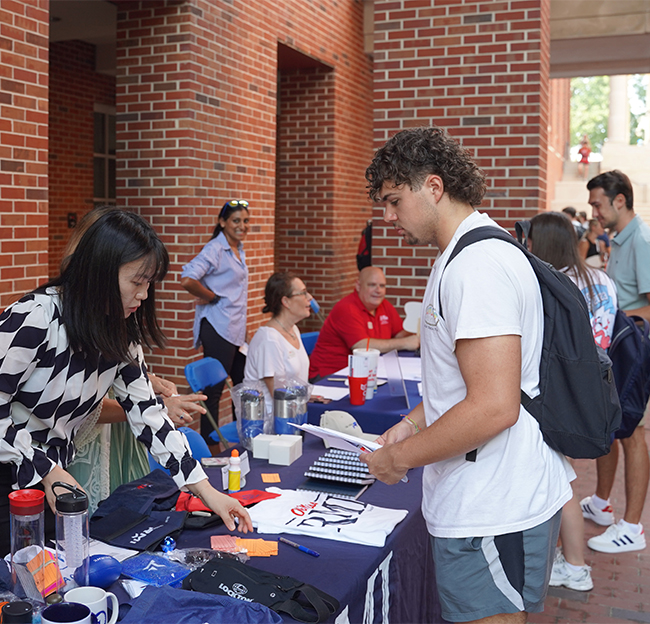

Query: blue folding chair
[[184, 357, 239, 447], [148, 426, 212, 473], [300, 331, 319, 356]]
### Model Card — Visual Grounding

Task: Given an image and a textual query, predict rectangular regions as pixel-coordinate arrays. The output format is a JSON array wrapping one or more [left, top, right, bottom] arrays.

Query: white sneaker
[[587, 520, 646, 553], [549, 554, 593, 591], [580, 496, 615, 526]]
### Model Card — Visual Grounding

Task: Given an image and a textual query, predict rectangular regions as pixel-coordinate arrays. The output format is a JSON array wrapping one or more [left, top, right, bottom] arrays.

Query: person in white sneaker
[[584, 170, 650, 554], [550, 551, 593, 592], [527, 212, 613, 593]]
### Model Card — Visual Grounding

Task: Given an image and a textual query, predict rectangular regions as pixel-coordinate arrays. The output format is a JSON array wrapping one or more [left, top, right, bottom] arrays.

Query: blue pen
[[279, 537, 320, 557]]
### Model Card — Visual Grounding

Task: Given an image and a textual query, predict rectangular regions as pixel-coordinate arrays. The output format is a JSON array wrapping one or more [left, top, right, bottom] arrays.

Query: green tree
[[570, 76, 609, 152]]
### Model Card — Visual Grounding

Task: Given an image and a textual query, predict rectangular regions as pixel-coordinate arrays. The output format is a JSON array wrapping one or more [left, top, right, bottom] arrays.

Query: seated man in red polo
[[309, 266, 419, 380]]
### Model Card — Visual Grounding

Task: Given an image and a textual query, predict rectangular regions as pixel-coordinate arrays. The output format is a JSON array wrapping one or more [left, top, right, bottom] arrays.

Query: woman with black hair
[[0, 209, 252, 556], [180, 200, 250, 442]]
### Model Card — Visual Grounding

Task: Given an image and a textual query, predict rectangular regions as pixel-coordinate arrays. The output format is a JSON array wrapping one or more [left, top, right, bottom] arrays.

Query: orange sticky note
[[237, 538, 278, 557], [261, 473, 281, 483]]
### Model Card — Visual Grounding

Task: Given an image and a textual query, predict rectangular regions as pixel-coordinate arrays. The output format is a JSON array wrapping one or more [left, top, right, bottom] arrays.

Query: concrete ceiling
[[550, 0, 650, 77], [49, 0, 650, 79]]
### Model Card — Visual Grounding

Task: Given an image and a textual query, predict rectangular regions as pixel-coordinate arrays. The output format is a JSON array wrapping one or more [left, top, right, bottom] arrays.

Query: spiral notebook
[[297, 448, 376, 500]]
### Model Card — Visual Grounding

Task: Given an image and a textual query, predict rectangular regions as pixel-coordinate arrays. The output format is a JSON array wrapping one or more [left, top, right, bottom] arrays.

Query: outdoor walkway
[[529, 422, 650, 624]]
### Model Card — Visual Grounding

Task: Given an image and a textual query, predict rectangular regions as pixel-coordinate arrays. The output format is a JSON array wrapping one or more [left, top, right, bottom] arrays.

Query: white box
[[252, 434, 277, 460], [268, 435, 302, 466]]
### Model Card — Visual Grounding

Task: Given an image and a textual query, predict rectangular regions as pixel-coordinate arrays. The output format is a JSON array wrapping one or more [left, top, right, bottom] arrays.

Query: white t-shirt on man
[[419, 211, 572, 539]]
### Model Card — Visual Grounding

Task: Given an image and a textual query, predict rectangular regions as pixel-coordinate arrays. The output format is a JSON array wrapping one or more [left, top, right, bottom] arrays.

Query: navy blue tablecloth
[[177, 436, 443, 624]]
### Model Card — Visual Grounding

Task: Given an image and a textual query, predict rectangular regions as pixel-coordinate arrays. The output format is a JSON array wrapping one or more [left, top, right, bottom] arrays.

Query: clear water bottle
[[53, 483, 89, 591], [8, 489, 46, 602]]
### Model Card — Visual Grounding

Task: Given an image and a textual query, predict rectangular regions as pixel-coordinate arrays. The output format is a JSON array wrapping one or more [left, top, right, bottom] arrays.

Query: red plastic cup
[[349, 377, 368, 406]]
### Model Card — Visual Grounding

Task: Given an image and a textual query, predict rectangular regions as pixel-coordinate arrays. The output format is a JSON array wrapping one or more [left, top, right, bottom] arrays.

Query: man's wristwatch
[[209, 293, 221, 304]]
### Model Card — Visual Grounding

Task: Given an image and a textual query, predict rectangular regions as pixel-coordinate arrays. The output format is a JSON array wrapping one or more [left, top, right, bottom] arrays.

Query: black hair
[[211, 200, 250, 239], [587, 170, 634, 209], [528, 211, 595, 304], [561, 206, 577, 218], [262, 271, 300, 316], [42, 209, 169, 363], [365, 126, 486, 206]]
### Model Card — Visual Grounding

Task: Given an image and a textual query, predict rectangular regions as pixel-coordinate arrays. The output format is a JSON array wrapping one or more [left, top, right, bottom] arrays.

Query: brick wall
[[48, 40, 115, 276], [0, 0, 49, 308], [371, 0, 551, 310], [115, 0, 374, 395]]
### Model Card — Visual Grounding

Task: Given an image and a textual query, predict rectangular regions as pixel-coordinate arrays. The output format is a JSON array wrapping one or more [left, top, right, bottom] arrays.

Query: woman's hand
[[41, 466, 86, 514], [187, 479, 253, 532], [149, 373, 178, 397], [163, 393, 207, 426]]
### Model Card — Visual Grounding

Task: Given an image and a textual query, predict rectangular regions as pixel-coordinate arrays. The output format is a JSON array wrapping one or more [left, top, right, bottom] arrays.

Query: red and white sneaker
[[580, 496, 615, 526]]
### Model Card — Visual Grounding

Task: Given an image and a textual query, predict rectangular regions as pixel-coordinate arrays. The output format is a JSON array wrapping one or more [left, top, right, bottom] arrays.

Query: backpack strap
[[438, 226, 528, 462], [438, 226, 524, 317]]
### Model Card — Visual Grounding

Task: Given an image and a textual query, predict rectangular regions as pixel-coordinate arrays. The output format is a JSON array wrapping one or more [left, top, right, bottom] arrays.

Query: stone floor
[[529, 422, 650, 624]]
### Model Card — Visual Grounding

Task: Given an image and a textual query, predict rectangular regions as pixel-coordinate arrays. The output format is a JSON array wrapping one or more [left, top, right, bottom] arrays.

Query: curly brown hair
[[365, 126, 486, 206]]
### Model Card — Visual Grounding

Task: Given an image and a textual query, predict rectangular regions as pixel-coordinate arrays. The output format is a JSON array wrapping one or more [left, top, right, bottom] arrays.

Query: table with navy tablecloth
[[177, 435, 443, 623]]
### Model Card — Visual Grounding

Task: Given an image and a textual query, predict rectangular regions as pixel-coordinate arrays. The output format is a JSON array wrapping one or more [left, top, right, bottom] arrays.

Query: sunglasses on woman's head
[[219, 199, 249, 219]]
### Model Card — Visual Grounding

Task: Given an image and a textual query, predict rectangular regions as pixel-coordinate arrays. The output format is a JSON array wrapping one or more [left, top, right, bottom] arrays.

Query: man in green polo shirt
[[580, 170, 650, 553]]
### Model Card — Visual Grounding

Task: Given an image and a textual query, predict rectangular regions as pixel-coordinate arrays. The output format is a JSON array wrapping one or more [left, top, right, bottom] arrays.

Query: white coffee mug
[[65, 586, 119, 624], [42, 602, 92, 624]]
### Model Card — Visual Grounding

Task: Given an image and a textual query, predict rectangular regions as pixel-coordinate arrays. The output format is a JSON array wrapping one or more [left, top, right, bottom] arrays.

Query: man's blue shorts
[[431, 510, 562, 622]]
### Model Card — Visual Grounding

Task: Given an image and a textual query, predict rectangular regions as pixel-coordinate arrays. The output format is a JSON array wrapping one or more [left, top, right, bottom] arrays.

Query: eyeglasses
[[219, 199, 249, 218], [288, 289, 310, 298]]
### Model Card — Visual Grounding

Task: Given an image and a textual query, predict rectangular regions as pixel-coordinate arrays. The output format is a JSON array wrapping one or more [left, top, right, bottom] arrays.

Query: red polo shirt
[[308, 291, 403, 379]]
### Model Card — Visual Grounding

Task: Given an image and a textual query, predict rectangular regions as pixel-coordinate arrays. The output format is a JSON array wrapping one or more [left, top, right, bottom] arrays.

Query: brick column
[[0, 0, 49, 308], [115, 0, 278, 390], [372, 0, 551, 309]]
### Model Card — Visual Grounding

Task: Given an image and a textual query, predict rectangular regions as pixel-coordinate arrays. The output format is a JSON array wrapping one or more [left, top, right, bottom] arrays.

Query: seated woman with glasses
[[180, 200, 250, 442], [244, 272, 311, 412]]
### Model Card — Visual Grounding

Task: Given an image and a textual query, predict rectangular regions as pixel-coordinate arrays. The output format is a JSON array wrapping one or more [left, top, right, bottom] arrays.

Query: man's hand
[[188, 479, 253, 532], [375, 418, 416, 446], [359, 444, 409, 485], [41, 466, 86, 513]]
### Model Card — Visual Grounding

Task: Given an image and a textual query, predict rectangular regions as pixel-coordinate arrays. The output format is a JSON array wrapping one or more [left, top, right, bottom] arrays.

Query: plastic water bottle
[[53, 482, 89, 591], [8, 489, 46, 602], [228, 450, 241, 493]]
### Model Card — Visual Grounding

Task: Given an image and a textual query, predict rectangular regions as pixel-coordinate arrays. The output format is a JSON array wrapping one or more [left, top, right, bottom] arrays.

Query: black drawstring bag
[[182, 557, 338, 623]]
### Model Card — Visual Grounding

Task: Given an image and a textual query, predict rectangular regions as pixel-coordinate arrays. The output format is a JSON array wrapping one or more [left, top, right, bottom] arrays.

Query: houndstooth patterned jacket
[[0, 289, 206, 490]]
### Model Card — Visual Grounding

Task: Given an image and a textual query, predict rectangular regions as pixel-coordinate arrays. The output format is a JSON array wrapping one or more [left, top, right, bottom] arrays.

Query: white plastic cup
[[353, 348, 380, 399]]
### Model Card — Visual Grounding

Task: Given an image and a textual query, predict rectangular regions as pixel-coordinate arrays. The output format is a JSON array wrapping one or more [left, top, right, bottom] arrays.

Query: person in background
[[582, 170, 650, 553], [528, 211, 618, 591], [562, 206, 586, 238], [578, 218, 608, 269], [181, 200, 250, 443], [0, 209, 252, 556], [244, 272, 311, 413], [308, 266, 419, 381], [577, 135, 591, 180]]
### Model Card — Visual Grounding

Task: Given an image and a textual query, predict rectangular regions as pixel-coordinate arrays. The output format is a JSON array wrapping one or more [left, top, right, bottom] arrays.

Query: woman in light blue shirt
[[181, 200, 250, 441]]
